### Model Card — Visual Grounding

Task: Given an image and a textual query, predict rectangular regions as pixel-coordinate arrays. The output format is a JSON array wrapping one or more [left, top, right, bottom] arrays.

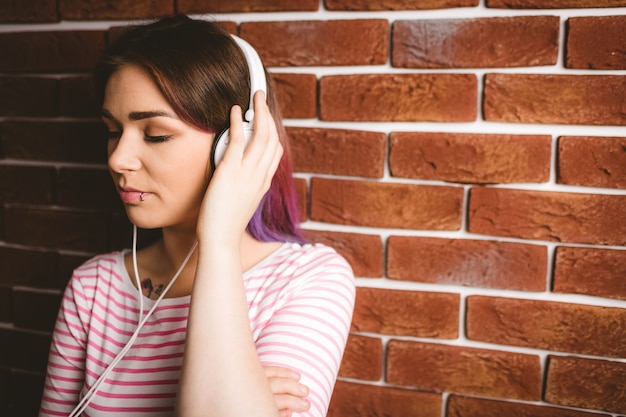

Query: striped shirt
[[39, 243, 355, 417]]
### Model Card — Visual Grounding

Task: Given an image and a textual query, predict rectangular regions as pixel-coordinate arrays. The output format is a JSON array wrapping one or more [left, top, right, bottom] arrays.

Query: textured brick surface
[[447, 394, 611, 417], [328, 381, 441, 417], [469, 187, 626, 245], [289, 127, 386, 178], [393, 16, 558, 68], [0, 166, 54, 205], [0, 247, 59, 288], [0, 77, 57, 117], [352, 287, 459, 338], [12, 289, 61, 332], [241, 20, 388, 67], [3, 371, 46, 417], [387, 236, 547, 291], [311, 178, 463, 230], [545, 356, 626, 414], [338, 334, 383, 380], [320, 74, 477, 122], [271, 73, 317, 119], [294, 177, 307, 221], [326, 0, 478, 10], [58, 76, 100, 117], [56, 168, 122, 211], [553, 246, 626, 301], [386, 340, 541, 400], [467, 296, 626, 357], [179, 0, 318, 13], [558, 136, 626, 189], [390, 132, 551, 184], [59, 0, 173, 19], [0, 0, 58, 22], [0, 327, 51, 372], [567, 16, 626, 69], [484, 73, 626, 126], [487, 0, 626, 7], [302, 229, 383, 278]]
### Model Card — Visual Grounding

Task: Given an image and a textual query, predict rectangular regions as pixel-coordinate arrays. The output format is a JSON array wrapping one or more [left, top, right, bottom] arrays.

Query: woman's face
[[102, 64, 214, 230]]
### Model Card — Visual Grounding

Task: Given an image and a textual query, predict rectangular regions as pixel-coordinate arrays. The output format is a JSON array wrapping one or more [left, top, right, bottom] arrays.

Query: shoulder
[[67, 251, 128, 297], [281, 242, 353, 276]]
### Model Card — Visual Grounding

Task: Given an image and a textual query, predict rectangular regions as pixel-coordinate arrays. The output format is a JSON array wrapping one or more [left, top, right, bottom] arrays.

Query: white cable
[[68, 229, 198, 416], [132, 225, 144, 324]]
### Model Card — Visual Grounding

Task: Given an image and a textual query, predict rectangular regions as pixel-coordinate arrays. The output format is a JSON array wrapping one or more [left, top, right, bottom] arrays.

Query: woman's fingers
[[264, 366, 310, 413]]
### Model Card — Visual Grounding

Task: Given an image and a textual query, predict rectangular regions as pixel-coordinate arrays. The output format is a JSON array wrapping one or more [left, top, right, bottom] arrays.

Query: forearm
[[176, 242, 278, 417]]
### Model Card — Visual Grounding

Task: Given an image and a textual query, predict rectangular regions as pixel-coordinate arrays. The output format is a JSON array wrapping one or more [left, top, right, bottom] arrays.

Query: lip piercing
[[140, 193, 145, 201]]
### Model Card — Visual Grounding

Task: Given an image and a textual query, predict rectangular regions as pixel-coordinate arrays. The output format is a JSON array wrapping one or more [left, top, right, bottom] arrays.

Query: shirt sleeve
[[254, 247, 356, 417]]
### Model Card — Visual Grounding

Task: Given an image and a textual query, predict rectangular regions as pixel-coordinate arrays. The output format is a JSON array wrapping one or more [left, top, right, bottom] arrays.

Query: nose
[[108, 133, 142, 173]]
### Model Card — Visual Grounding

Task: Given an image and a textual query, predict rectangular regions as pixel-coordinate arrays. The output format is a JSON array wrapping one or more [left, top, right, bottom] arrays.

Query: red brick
[[386, 340, 541, 400], [484, 73, 626, 126], [179, 0, 318, 13], [390, 132, 551, 184], [0, 30, 106, 73], [387, 236, 547, 291], [487, 0, 626, 7], [469, 187, 626, 245], [0, 165, 55, 205], [0, 0, 58, 22], [567, 16, 626, 70], [0, 327, 51, 372], [393, 16, 558, 68], [0, 77, 57, 117], [0, 121, 107, 164], [545, 356, 626, 414], [467, 296, 626, 358], [338, 334, 383, 380], [447, 394, 611, 417], [558, 136, 626, 189], [326, 0, 477, 10], [320, 74, 477, 122], [302, 229, 383, 278], [289, 127, 386, 178], [58, 76, 100, 117], [4, 207, 110, 253], [60, 0, 173, 19], [294, 177, 307, 221], [328, 380, 441, 417], [12, 288, 61, 332], [56, 167, 122, 211], [311, 177, 463, 230], [241, 20, 388, 67], [554, 246, 626, 301], [0, 247, 59, 289], [271, 73, 317, 119], [352, 287, 459, 338]]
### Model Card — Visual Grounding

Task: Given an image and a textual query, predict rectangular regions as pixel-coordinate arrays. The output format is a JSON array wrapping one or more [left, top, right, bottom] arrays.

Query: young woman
[[39, 15, 355, 417]]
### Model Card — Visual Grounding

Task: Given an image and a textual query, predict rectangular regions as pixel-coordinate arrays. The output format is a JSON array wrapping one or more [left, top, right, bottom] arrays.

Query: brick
[[60, 0, 173, 19], [294, 177, 307, 221], [111, 212, 134, 251], [326, 0, 478, 10], [328, 380, 441, 417], [0, 0, 58, 22], [6, 371, 46, 417], [0, 77, 57, 117], [567, 16, 626, 70], [387, 236, 547, 291], [0, 247, 59, 288], [352, 287, 459, 338], [4, 207, 110, 253], [320, 74, 477, 122], [0, 287, 10, 322], [0, 121, 107, 164], [58, 76, 100, 117], [554, 246, 626, 301], [0, 165, 55, 205], [310, 177, 463, 230], [59, 253, 92, 288], [487, 0, 626, 7], [302, 229, 383, 278], [0, 327, 51, 372], [558, 136, 626, 189], [241, 20, 388, 67], [393, 16, 558, 69], [0, 30, 106, 73], [289, 127, 386, 178], [390, 132, 551, 184], [447, 394, 611, 417], [469, 187, 626, 245], [386, 340, 541, 400], [339, 334, 382, 380], [467, 296, 626, 358], [12, 289, 61, 332], [178, 0, 318, 13], [271, 73, 317, 119], [484, 73, 626, 126], [56, 167, 123, 211], [545, 356, 626, 414]]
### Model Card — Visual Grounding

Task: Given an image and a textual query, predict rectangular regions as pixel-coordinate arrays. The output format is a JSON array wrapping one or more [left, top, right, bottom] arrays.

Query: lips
[[118, 187, 148, 203]]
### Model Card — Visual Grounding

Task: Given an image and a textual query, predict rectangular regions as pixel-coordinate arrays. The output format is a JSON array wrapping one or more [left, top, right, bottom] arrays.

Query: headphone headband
[[231, 35, 267, 122]]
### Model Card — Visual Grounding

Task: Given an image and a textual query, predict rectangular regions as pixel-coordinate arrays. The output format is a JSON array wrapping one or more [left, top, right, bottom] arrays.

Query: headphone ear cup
[[210, 122, 254, 170]]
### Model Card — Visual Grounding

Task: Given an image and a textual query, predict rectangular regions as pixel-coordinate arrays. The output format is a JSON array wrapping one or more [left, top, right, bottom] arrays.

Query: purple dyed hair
[[94, 15, 304, 243]]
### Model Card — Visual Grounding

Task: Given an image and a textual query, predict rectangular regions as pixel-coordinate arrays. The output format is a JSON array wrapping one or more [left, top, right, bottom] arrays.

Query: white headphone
[[211, 35, 268, 169]]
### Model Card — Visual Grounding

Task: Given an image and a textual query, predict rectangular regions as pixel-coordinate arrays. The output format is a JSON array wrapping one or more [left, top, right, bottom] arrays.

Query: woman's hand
[[196, 90, 282, 244], [265, 366, 311, 417]]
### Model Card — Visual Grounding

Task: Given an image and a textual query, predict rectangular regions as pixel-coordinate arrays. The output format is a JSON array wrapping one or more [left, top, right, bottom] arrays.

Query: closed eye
[[145, 134, 172, 143]]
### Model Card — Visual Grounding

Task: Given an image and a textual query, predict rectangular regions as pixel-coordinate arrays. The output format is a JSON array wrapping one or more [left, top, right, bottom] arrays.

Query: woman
[[39, 15, 355, 417]]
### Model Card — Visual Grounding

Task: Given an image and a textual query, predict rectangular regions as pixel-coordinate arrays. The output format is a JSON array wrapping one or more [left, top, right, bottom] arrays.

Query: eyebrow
[[101, 109, 177, 121]]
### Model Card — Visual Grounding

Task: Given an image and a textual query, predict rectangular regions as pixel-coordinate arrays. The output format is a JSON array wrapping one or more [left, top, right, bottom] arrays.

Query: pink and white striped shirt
[[39, 243, 355, 417]]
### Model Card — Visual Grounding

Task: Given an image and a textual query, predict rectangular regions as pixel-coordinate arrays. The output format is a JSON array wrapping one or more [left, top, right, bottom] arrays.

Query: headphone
[[210, 35, 268, 170]]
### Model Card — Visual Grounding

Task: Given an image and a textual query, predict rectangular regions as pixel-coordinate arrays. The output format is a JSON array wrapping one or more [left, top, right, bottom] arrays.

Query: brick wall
[[1, 1, 625, 416]]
